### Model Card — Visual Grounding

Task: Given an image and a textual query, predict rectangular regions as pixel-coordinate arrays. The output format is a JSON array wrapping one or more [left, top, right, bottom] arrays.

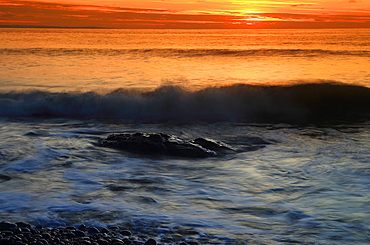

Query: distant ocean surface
[[1, 29, 370, 244]]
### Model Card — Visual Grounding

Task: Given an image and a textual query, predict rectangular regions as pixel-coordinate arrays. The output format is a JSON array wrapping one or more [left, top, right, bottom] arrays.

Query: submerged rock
[[98, 132, 235, 158]]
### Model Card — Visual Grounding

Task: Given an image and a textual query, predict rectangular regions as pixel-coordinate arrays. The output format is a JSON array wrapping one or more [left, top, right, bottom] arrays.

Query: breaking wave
[[1, 82, 370, 123]]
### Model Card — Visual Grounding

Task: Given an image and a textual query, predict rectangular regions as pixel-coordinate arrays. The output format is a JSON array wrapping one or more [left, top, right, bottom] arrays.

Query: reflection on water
[[1, 29, 369, 93]]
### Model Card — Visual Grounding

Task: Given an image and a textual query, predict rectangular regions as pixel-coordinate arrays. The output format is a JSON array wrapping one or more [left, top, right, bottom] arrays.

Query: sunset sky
[[1, 0, 369, 28]]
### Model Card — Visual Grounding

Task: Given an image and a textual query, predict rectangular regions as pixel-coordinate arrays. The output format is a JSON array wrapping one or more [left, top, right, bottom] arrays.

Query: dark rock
[[100, 228, 109, 234], [78, 224, 87, 231], [192, 138, 234, 153], [16, 222, 31, 229], [23, 232, 32, 238], [20, 227, 31, 233], [112, 242, 124, 245], [31, 241, 44, 245], [26, 237, 37, 243], [107, 226, 119, 231], [111, 238, 124, 243], [87, 227, 100, 234], [97, 238, 109, 245], [74, 230, 86, 237], [80, 240, 92, 245], [12, 227, 22, 235], [63, 232, 75, 238], [38, 238, 49, 245], [2, 231, 14, 237], [144, 238, 156, 245], [14, 241, 26, 245], [41, 233, 51, 239], [0, 222, 17, 231], [97, 132, 230, 158], [123, 238, 133, 245], [0, 237, 11, 245], [119, 230, 132, 236]]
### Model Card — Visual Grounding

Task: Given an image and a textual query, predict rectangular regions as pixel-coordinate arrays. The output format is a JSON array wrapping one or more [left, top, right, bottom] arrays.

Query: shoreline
[[0, 221, 205, 245]]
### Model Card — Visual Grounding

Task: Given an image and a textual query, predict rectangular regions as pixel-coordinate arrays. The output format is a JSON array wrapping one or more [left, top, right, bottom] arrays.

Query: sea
[[0, 28, 370, 244]]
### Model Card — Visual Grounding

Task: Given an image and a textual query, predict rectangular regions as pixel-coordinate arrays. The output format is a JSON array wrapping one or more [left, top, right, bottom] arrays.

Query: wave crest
[[1, 82, 370, 123]]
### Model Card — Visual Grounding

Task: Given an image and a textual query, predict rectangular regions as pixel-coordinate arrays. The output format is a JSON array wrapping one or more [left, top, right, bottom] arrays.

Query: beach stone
[[2, 231, 14, 237], [21, 227, 31, 233], [80, 240, 92, 245], [39, 238, 49, 245], [0, 222, 17, 231], [144, 238, 156, 245], [122, 238, 133, 245], [97, 238, 109, 245], [87, 227, 100, 234], [14, 241, 26, 245], [0, 237, 11, 244], [76, 224, 86, 232], [41, 232, 51, 239], [63, 232, 75, 238], [16, 222, 31, 229], [111, 238, 124, 243], [31, 241, 45, 245], [33, 234, 43, 239], [107, 226, 119, 231], [100, 228, 109, 234], [74, 230, 86, 237], [112, 242, 124, 245], [12, 227, 22, 235], [119, 230, 132, 236]]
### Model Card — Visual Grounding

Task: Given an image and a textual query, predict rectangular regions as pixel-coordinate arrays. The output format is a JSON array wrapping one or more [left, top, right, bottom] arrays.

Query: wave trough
[[1, 48, 369, 58]]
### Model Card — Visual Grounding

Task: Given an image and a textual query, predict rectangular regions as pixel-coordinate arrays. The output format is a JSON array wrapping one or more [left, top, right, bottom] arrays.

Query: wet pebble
[[0, 221, 207, 245], [144, 238, 156, 245], [88, 227, 100, 234], [74, 230, 86, 237]]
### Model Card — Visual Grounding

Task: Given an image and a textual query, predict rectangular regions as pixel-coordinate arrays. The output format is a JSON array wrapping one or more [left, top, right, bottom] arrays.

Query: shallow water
[[1, 118, 370, 244]]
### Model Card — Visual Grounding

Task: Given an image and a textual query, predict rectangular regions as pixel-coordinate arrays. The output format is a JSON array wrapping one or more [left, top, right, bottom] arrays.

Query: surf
[[1, 81, 369, 124]]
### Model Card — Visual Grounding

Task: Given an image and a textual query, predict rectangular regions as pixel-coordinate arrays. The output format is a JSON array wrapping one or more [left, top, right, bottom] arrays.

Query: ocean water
[[1, 28, 370, 244]]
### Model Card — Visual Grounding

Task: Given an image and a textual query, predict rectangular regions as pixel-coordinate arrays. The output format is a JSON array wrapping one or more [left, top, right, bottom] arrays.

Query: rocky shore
[[0, 221, 202, 245]]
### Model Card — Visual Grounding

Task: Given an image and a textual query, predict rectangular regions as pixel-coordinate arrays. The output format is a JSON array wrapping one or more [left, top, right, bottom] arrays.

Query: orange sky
[[0, 0, 369, 28]]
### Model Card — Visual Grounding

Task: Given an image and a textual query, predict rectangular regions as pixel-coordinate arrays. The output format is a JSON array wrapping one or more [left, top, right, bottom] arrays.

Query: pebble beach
[[0, 221, 206, 245]]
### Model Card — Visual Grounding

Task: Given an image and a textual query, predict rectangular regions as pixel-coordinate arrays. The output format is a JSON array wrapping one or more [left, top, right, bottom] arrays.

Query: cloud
[[349, 0, 357, 3], [0, 0, 369, 28]]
